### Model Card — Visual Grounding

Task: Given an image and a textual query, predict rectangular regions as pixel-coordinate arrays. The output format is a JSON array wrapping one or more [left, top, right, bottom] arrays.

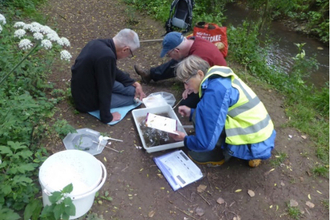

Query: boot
[[134, 65, 151, 84], [188, 148, 226, 167], [248, 159, 261, 168]]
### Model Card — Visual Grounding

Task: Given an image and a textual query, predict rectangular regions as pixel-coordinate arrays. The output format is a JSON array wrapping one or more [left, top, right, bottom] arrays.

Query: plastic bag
[[143, 92, 176, 108], [193, 22, 228, 57]]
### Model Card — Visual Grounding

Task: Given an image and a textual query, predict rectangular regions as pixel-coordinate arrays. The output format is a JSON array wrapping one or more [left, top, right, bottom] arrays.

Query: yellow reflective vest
[[198, 66, 274, 145]]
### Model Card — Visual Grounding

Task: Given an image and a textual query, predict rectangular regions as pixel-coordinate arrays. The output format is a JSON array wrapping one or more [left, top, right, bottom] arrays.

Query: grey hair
[[113, 28, 140, 50], [175, 55, 210, 81]]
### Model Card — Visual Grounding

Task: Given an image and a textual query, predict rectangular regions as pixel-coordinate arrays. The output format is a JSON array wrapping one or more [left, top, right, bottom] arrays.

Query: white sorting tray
[[132, 105, 187, 153]]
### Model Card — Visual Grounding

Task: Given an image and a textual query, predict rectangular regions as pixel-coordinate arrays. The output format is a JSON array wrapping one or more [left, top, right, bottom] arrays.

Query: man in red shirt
[[134, 31, 226, 108]]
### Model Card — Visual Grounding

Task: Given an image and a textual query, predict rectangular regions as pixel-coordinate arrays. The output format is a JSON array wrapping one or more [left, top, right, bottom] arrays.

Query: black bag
[[164, 0, 194, 35]]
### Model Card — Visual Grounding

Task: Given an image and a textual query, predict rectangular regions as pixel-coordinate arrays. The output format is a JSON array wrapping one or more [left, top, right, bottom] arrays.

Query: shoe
[[188, 149, 225, 167], [134, 65, 151, 84], [248, 159, 261, 168]]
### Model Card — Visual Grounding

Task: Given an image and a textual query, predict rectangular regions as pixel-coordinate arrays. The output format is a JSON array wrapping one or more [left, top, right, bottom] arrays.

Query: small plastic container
[[63, 128, 107, 155]]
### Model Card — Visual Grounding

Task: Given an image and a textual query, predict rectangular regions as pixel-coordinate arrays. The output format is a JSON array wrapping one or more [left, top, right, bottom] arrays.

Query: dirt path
[[43, 0, 329, 219]]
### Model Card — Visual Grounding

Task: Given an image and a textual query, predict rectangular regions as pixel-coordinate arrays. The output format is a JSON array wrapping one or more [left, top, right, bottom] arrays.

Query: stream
[[224, 3, 329, 88]]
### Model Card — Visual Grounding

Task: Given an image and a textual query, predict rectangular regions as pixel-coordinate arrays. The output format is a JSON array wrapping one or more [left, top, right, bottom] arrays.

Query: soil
[[41, 0, 329, 219]]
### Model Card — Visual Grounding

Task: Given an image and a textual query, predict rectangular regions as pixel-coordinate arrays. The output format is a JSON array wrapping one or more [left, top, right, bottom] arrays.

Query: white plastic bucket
[[39, 150, 107, 219]]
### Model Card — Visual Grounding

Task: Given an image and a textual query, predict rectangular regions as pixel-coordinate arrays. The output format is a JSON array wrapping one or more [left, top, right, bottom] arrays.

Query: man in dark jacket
[[71, 29, 145, 124]]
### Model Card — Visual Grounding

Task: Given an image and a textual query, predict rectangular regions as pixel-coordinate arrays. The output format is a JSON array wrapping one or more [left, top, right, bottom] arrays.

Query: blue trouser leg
[[150, 59, 178, 81], [110, 81, 135, 108]]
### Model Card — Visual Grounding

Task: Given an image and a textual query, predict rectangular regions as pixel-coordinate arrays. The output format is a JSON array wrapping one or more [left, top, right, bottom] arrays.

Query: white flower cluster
[[19, 39, 33, 50], [0, 13, 6, 34], [60, 50, 72, 61], [0, 14, 6, 25], [14, 29, 26, 39], [33, 32, 43, 40], [41, 39, 52, 50], [7, 17, 72, 61]]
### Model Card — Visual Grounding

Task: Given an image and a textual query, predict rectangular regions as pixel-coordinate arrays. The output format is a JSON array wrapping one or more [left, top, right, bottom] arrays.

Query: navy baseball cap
[[160, 32, 184, 57]]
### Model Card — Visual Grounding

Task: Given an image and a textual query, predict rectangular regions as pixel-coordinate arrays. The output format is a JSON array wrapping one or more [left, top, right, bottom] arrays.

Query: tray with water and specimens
[[132, 105, 187, 153]]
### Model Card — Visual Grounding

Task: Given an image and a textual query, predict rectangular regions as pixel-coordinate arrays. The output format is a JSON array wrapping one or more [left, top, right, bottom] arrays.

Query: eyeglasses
[[184, 74, 196, 85], [166, 48, 175, 57], [129, 48, 134, 58]]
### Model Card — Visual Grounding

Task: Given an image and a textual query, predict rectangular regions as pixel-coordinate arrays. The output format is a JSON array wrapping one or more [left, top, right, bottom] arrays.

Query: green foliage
[[312, 165, 329, 178], [24, 199, 43, 220], [270, 151, 288, 167], [227, 21, 269, 68], [0, 141, 45, 211], [192, 0, 227, 24], [310, 82, 329, 116], [242, 0, 329, 44], [226, 20, 329, 166], [286, 202, 302, 219], [40, 183, 76, 220], [321, 199, 329, 209], [0, 204, 21, 220], [0, 8, 74, 219], [0, 0, 47, 19], [52, 119, 76, 139], [0, 90, 54, 145], [95, 191, 113, 204], [123, 0, 171, 22]]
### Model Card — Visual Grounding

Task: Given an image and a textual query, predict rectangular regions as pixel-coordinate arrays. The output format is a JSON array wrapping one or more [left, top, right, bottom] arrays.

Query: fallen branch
[[198, 193, 211, 206], [178, 191, 192, 202], [104, 145, 120, 153], [140, 38, 163, 43], [174, 206, 198, 220]]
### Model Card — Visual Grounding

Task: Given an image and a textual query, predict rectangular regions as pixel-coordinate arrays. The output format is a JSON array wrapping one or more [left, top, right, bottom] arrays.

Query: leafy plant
[[40, 183, 76, 220], [312, 165, 329, 178], [0, 204, 20, 220], [0, 11, 75, 219], [286, 202, 302, 220], [95, 191, 113, 205], [0, 141, 42, 211]]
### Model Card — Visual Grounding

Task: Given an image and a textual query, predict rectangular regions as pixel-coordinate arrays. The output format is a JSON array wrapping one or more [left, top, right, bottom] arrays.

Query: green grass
[[287, 203, 302, 220], [312, 165, 329, 178], [321, 199, 329, 210], [270, 151, 288, 167]]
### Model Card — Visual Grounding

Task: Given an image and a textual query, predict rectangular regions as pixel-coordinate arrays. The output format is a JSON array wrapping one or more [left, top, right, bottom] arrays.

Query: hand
[[182, 88, 192, 99], [111, 112, 121, 122], [169, 131, 186, 141], [178, 105, 191, 118], [133, 82, 146, 100]]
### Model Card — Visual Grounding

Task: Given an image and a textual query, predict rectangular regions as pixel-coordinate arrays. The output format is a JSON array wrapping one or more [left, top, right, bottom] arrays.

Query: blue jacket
[[184, 76, 276, 160]]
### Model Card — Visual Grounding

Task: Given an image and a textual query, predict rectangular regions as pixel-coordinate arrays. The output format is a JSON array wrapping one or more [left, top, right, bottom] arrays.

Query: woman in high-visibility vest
[[170, 55, 276, 167]]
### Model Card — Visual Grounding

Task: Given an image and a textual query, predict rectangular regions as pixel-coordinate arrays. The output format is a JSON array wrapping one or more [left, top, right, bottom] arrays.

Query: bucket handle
[[71, 160, 107, 201]]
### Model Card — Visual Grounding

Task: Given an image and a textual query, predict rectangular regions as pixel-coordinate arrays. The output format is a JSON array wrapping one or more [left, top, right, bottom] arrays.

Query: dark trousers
[[110, 81, 135, 108], [150, 59, 200, 108], [150, 59, 178, 81]]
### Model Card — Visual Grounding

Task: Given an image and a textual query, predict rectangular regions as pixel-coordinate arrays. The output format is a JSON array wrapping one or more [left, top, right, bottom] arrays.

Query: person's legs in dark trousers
[[179, 93, 200, 108], [110, 81, 135, 108], [150, 59, 178, 81]]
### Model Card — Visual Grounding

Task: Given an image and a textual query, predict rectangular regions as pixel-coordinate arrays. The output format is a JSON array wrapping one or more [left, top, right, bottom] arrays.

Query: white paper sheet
[[145, 113, 178, 134], [154, 150, 203, 191]]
